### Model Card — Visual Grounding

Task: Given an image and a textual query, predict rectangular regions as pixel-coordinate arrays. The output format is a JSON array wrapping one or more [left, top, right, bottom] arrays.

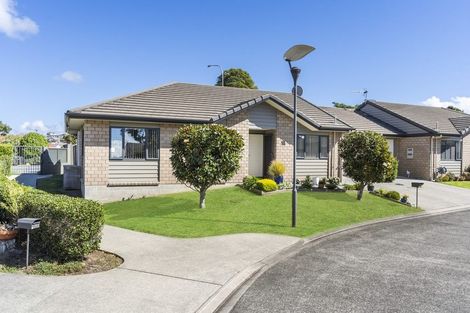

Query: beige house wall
[[462, 135, 470, 172], [396, 136, 433, 180]]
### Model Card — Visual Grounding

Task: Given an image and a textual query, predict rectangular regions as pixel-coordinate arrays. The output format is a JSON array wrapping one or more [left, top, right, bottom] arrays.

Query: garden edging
[[206, 204, 470, 313]]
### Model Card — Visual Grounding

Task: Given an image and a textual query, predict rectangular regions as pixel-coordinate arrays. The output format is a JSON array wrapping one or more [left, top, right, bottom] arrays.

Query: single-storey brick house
[[65, 83, 352, 200], [323, 100, 470, 180]]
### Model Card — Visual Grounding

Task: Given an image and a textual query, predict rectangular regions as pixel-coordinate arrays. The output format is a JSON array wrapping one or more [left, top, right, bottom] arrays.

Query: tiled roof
[[67, 82, 351, 130], [366, 100, 470, 136]]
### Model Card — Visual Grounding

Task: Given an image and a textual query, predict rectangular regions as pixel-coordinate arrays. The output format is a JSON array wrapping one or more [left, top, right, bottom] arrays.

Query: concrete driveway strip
[[344, 177, 470, 212], [0, 226, 300, 313], [231, 210, 470, 313]]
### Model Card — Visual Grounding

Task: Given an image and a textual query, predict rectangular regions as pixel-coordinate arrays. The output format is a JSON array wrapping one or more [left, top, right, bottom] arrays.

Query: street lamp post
[[207, 64, 224, 86], [283, 44, 315, 228]]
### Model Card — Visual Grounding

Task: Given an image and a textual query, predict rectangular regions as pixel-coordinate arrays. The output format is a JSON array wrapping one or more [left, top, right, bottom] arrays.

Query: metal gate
[[12, 146, 45, 175]]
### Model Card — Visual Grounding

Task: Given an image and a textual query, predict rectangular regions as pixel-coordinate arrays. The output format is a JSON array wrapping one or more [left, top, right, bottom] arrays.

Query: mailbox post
[[17, 218, 41, 268], [411, 182, 424, 208]]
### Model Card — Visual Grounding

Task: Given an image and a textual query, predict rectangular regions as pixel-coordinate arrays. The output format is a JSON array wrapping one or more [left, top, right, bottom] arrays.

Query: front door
[[249, 134, 264, 177]]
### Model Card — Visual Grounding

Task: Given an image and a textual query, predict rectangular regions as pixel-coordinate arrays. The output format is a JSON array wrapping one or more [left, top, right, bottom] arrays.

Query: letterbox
[[17, 218, 41, 230]]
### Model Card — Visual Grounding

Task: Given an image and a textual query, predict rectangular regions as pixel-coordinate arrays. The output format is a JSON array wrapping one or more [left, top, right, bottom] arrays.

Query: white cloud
[[20, 120, 49, 133], [58, 71, 83, 83], [421, 96, 470, 113], [0, 0, 38, 39]]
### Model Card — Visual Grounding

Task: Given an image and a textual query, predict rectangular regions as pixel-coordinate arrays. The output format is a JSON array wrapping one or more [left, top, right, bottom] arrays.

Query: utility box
[[17, 218, 41, 230], [63, 165, 81, 190]]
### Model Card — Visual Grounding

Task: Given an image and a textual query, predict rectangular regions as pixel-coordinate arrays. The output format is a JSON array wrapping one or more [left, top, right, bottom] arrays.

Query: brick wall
[[83, 120, 109, 186], [222, 111, 249, 183], [275, 111, 294, 181], [462, 135, 470, 172], [158, 123, 180, 184], [396, 136, 432, 180]]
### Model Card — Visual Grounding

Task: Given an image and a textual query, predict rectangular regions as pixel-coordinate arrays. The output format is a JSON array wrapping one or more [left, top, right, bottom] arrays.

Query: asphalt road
[[231, 210, 470, 313]]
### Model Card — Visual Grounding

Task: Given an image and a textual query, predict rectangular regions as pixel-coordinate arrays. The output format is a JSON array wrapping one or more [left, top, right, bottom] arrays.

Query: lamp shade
[[283, 44, 315, 61]]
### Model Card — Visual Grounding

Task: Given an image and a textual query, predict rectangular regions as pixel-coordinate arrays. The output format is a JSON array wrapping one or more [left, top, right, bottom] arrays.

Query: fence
[[12, 146, 45, 175]]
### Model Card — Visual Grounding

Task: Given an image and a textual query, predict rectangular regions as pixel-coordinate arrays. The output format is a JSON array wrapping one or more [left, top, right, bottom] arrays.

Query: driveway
[[0, 226, 299, 313], [231, 210, 470, 313], [345, 177, 470, 212]]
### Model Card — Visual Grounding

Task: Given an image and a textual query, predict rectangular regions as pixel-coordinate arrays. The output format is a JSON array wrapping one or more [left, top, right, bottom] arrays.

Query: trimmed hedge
[[0, 144, 13, 176], [256, 179, 278, 192], [20, 192, 104, 261], [385, 191, 401, 201]]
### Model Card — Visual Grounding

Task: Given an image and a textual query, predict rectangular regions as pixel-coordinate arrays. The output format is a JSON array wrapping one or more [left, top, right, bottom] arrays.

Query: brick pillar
[[275, 111, 294, 181], [224, 111, 249, 182], [159, 124, 180, 184], [83, 120, 109, 186]]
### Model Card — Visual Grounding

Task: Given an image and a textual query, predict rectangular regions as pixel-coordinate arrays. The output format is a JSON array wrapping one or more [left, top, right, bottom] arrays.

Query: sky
[[1, 0, 470, 134]]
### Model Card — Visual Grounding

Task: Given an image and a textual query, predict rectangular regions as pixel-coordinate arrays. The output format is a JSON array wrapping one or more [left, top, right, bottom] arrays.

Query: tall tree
[[447, 105, 463, 112], [0, 121, 12, 136], [216, 68, 257, 89], [332, 102, 356, 109]]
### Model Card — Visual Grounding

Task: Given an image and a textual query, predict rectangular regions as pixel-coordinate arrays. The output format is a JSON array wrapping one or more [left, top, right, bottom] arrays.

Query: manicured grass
[[441, 181, 470, 189], [104, 187, 421, 238], [36, 175, 63, 194]]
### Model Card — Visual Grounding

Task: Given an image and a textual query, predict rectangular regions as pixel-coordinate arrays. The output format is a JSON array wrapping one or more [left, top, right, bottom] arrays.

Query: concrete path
[[231, 210, 470, 313], [0, 226, 299, 313], [345, 177, 470, 212]]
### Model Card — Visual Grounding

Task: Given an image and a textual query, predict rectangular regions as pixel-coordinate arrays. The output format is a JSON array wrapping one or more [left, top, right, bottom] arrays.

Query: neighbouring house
[[65, 83, 352, 201], [323, 100, 470, 180]]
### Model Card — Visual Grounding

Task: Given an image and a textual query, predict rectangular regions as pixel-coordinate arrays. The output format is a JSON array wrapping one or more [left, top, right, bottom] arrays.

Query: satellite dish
[[292, 85, 303, 96], [284, 45, 315, 61]]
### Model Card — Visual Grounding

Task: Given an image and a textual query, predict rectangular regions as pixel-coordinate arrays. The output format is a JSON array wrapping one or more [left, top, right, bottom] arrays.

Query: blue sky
[[1, 0, 470, 134]]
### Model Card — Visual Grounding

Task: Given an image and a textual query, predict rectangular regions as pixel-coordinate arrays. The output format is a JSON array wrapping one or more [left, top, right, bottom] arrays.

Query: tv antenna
[[353, 88, 368, 100]]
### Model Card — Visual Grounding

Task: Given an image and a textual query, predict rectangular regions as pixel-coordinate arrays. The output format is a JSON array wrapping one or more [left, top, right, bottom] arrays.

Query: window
[[297, 135, 328, 159], [109, 127, 160, 160], [441, 140, 461, 161]]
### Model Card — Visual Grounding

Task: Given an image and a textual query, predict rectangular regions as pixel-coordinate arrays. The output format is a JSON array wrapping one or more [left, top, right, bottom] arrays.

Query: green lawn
[[36, 175, 63, 194], [104, 187, 421, 238], [442, 181, 470, 189]]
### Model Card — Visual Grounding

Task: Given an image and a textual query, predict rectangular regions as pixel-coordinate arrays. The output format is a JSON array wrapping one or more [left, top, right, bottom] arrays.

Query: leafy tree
[[0, 134, 22, 145], [63, 133, 77, 144], [332, 102, 356, 109], [339, 131, 398, 200], [19, 132, 48, 147], [447, 105, 463, 112], [216, 68, 257, 89], [0, 121, 12, 136], [170, 124, 244, 208]]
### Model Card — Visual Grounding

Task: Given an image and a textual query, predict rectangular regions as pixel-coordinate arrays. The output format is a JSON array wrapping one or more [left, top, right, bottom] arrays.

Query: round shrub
[[385, 191, 401, 201], [256, 179, 278, 192], [242, 175, 259, 191], [0, 175, 26, 223], [20, 192, 104, 261]]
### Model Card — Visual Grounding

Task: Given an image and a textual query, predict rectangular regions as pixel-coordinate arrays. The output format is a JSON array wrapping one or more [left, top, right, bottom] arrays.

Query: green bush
[[301, 176, 313, 190], [242, 176, 259, 191], [19, 132, 48, 147], [377, 188, 387, 196], [256, 179, 278, 192], [326, 177, 340, 190], [0, 144, 13, 176], [385, 191, 400, 201], [0, 176, 26, 223], [20, 192, 104, 261], [441, 175, 450, 182]]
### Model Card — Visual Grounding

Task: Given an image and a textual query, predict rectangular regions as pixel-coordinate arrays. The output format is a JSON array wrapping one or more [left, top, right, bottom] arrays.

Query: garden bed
[[250, 188, 290, 196], [0, 249, 122, 275], [300, 187, 346, 193]]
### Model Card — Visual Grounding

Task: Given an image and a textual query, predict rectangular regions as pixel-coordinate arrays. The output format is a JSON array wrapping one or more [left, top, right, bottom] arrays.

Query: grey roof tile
[[321, 107, 403, 136], [365, 100, 470, 136], [67, 83, 351, 130]]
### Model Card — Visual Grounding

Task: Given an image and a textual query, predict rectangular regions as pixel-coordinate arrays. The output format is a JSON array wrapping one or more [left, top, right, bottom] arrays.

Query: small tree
[[216, 68, 257, 89], [19, 132, 48, 147], [0, 121, 12, 136], [339, 131, 398, 200], [332, 102, 356, 109], [170, 124, 244, 208]]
